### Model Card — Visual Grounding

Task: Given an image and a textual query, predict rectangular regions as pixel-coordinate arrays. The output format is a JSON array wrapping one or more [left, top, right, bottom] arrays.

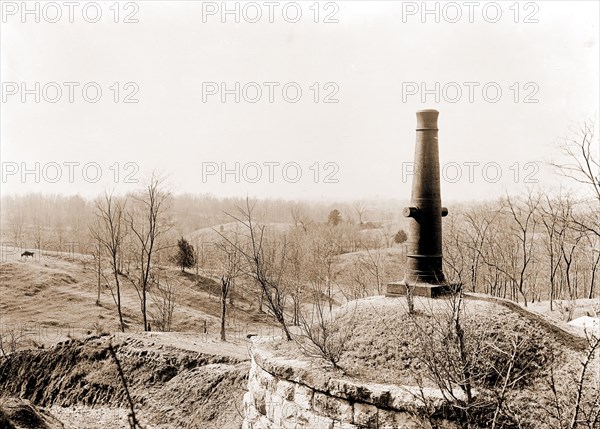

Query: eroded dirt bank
[[0, 333, 250, 429]]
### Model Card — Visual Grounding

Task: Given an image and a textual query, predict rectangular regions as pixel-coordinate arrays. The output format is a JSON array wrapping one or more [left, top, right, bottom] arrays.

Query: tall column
[[387, 109, 457, 298]]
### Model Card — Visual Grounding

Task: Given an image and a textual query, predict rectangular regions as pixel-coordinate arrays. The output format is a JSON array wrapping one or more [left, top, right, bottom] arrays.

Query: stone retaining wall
[[242, 338, 455, 429]]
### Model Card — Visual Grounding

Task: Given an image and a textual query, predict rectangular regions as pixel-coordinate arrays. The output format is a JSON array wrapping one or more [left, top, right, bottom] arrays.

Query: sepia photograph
[[0, 1, 599, 428]]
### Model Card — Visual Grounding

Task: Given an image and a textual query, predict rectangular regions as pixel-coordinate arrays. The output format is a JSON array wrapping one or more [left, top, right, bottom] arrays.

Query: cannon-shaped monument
[[387, 109, 459, 298]]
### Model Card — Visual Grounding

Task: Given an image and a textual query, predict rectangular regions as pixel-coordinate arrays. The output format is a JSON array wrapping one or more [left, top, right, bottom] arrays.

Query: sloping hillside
[[0, 249, 276, 350], [184, 221, 294, 245]]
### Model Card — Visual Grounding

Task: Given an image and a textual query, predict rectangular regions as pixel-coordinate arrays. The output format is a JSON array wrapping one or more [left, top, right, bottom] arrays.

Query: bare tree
[[466, 203, 510, 297], [290, 204, 312, 233], [550, 121, 600, 251], [559, 225, 586, 315], [546, 332, 600, 429], [89, 191, 127, 332], [353, 201, 368, 225], [93, 235, 102, 306], [505, 192, 540, 306], [286, 233, 305, 326], [476, 194, 540, 306], [442, 210, 468, 286], [550, 121, 600, 203], [221, 199, 293, 340], [7, 197, 25, 247], [148, 275, 177, 332], [539, 192, 573, 310], [214, 230, 243, 341], [347, 260, 371, 301], [127, 174, 173, 331], [380, 214, 397, 248], [357, 245, 387, 295], [582, 232, 600, 299], [0, 325, 28, 358], [31, 212, 44, 251], [312, 227, 338, 312], [296, 300, 356, 371]]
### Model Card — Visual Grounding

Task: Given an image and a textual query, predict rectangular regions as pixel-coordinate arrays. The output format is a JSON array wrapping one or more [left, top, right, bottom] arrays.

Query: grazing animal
[[21, 251, 34, 258]]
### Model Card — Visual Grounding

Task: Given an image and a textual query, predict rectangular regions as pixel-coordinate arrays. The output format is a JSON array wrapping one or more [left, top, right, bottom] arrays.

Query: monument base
[[386, 281, 461, 298]]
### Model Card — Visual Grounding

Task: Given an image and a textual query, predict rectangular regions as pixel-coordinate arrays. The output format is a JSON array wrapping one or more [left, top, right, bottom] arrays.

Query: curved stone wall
[[242, 338, 455, 429]]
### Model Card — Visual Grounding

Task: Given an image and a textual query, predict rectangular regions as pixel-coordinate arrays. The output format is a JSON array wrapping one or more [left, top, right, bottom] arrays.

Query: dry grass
[[0, 247, 276, 349]]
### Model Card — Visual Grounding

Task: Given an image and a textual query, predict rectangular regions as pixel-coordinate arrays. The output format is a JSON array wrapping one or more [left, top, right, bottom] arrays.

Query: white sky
[[1, 0, 598, 202]]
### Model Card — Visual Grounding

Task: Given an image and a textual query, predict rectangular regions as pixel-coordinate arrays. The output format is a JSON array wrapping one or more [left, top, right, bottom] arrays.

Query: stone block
[[294, 384, 314, 410], [243, 391, 260, 420], [296, 408, 336, 429], [277, 399, 302, 429], [276, 379, 295, 401], [251, 383, 267, 415], [248, 372, 262, 393], [243, 391, 270, 428], [265, 392, 283, 423], [378, 408, 419, 428], [327, 378, 373, 403], [353, 403, 378, 427], [313, 391, 353, 423], [257, 367, 277, 390]]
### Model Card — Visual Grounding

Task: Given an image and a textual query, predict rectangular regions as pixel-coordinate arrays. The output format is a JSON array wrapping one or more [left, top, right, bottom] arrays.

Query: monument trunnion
[[387, 109, 461, 298]]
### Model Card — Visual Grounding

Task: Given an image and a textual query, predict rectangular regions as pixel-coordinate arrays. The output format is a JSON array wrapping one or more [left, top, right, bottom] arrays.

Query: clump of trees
[[441, 190, 598, 312], [439, 121, 599, 312]]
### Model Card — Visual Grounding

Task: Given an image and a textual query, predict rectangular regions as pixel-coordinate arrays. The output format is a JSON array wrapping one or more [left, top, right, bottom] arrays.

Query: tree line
[[0, 121, 597, 334]]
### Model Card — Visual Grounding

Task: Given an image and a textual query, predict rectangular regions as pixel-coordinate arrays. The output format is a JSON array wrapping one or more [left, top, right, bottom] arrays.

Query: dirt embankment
[[0, 397, 64, 429], [0, 334, 250, 429]]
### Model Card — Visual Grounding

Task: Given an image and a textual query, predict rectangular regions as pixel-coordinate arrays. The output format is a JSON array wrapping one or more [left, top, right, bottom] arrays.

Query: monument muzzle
[[387, 109, 459, 298]]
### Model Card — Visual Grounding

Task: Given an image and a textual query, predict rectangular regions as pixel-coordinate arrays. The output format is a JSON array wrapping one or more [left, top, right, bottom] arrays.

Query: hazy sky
[[1, 1, 598, 202]]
